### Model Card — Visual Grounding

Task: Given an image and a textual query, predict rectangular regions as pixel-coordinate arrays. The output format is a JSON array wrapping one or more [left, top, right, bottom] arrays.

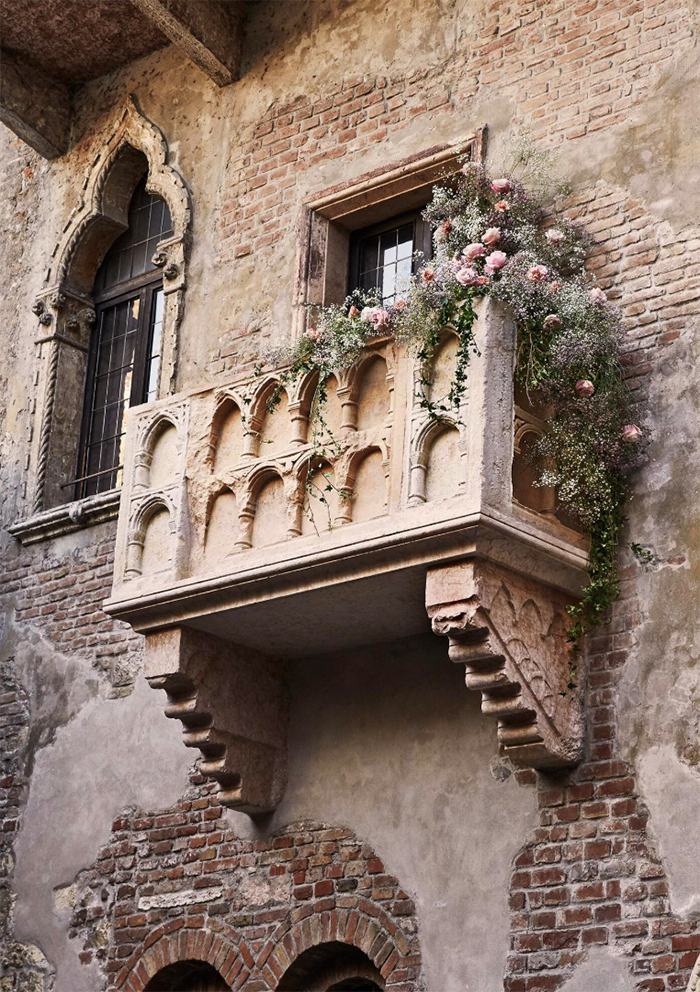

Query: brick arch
[[253, 901, 422, 991], [112, 924, 252, 992]]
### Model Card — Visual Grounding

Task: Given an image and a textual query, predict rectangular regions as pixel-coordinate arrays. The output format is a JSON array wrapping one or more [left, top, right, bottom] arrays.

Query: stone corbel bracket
[[427, 559, 584, 769], [145, 626, 288, 815]]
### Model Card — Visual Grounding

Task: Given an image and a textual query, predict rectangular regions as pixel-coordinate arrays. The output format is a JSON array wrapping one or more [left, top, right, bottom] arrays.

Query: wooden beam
[[0, 49, 71, 159], [127, 0, 245, 86]]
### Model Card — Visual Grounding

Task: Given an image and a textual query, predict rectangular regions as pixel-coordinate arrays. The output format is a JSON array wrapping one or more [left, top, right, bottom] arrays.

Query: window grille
[[74, 176, 172, 499]]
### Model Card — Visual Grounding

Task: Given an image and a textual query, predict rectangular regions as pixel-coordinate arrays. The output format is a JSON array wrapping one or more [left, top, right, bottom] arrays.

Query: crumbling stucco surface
[[3, 0, 700, 987], [561, 945, 635, 991], [224, 636, 538, 992], [10, 665, 190, 992]]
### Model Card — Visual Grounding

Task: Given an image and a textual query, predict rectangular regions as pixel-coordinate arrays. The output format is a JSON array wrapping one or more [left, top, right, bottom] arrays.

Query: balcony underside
[[106, 506, 586, 658]]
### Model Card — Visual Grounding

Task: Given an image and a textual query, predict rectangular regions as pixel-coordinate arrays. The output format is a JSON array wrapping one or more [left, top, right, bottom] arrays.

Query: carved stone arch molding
[[21, 96, 192, 524]]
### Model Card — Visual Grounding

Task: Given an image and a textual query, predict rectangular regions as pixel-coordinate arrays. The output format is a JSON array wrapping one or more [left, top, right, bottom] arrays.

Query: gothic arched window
[[75, 174, 173, 499]]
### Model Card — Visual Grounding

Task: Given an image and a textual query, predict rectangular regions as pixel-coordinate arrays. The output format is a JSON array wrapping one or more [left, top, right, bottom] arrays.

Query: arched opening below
[[278, 941, 384, 992], [328, 981, 382, 991], [144, 959, 229, 991], [301, 459, 338, 536]]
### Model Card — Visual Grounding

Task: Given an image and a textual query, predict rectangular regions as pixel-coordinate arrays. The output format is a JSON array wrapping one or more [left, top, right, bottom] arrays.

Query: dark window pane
[[353, 219, 417, 306], [76, 177, 171, 498], [94, 175, 173, 295], [77, 296, 139, 497]]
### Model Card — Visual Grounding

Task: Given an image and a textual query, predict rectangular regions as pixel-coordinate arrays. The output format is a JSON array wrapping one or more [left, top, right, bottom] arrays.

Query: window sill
[[7, 489, 122, 545]]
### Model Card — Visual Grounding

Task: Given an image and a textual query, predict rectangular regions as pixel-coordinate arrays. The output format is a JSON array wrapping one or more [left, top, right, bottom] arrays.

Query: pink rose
[[589, 287, 607, 305], [494, 200, 509, 212], [455, 265, 480, 286], [527, 264, 549, 283], [421, 267, 436, 283], [371, 307, 391, 332], [575, 379, 595, 398], [348, 305, 360, 318], [477, 275, 490, 286], [463, 242, 486, 262], [485, 250, 507, 270], [491, 178, 511, 194], [546, 228, 565, 244], [549, 281, 563, 293], [482, 227, 501, 247], [394, 298, 406, 310], [622, 424, 643, 443], [306, 326, 322, 342], [543, 314, 562, 331], [461, 162, 479, 175]]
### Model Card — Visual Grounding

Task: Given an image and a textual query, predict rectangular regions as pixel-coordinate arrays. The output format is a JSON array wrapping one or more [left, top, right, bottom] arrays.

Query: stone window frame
[[292, 127, 487, 340], [9, 97, 192, 546]]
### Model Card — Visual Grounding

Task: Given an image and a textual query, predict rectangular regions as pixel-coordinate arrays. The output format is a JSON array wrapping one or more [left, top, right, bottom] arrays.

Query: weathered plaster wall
[[11, 675, 190, 992], [7, 632, 534, 992], [2, 0, 700, 988], [257, 637, 537, 991]]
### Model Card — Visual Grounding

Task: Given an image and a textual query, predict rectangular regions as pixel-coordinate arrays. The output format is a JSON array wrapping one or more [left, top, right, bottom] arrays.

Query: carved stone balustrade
[[106, 299, 590, 812]]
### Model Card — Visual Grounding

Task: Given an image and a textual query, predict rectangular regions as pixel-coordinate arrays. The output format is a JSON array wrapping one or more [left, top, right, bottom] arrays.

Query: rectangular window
[[348, 211, 431, 305]]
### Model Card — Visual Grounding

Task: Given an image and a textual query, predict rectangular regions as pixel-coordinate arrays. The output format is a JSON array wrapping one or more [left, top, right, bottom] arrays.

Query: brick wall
[[0, 658, 50, 989], [498, 130, 700, 990], [504, 573, 700, 992], [3, 0, 700, 987], [69, 773, 422, 991], [0, 530, 143, 694], [209, 0, 694, 372]]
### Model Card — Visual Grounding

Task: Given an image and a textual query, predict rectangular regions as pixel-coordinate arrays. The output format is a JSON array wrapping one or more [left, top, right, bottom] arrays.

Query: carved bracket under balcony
[[145, 626, 288, 815], [427, 559, 584, 769]]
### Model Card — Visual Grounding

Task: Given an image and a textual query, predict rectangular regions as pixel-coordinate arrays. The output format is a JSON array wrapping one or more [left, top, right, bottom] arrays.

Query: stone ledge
[[7, 489, 121, 545]]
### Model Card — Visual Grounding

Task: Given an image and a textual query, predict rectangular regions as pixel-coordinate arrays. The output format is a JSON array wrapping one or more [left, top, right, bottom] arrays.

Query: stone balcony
[[105, 300, 590, 814]]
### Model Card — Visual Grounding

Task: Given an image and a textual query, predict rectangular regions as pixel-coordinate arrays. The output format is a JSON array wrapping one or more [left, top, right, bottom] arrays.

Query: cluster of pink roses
[[448, 225, 509, 288], [359, 305, 391, 333], [573, 376, 641, 443]]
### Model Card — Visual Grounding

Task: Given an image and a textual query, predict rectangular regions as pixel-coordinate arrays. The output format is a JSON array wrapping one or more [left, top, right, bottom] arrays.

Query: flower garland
[[266, 164, 645, 664]]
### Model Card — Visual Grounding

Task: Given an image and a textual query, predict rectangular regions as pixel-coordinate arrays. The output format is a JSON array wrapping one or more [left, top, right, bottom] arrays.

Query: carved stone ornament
[[145, 626, 288, 815], [22, 96, 192, 519], [427, 559, 584, 769]]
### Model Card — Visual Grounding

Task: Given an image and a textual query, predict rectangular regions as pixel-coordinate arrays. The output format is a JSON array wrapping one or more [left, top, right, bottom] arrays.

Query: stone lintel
[[145, 626, 288, 815], [0, 48, 71, 159], [427, 559, 585, 770], [126, 0, 245, 86]]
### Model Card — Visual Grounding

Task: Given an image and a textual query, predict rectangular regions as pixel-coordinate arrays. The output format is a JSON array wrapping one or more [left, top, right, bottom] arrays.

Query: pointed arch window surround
[[75, 175, 173, 499]]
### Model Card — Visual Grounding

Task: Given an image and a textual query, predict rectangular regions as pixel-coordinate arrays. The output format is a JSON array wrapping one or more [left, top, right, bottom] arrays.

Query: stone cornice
[[7, 489, 121, 545]]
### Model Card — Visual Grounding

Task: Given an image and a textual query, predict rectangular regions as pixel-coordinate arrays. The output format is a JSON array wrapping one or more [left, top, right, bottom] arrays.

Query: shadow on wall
[[246, 633, 539, 992]]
